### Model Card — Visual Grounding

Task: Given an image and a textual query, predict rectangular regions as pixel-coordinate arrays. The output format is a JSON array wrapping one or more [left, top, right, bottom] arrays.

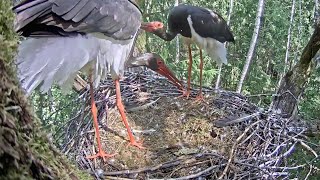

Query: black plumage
[[168, 4, 234, 43], [13, 0, 141, 40]]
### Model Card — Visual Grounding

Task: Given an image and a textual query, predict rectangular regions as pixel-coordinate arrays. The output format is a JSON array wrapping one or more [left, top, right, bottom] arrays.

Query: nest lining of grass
[[54, 71, 319, 179]]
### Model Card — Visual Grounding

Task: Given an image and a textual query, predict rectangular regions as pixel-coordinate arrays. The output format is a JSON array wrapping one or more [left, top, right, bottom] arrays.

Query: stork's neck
[[153, 28, 177, 41]]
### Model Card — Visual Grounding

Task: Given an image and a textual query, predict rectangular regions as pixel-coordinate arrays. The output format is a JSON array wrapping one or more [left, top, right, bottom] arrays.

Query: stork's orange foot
[[87, 150, 117, 162], [127, 139, 146, 149], [178, 89, 191, 99], [195, 93, 205, 102]]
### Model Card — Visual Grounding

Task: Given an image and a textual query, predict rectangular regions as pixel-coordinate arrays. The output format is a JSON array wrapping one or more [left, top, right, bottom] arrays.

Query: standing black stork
[[13, 0, 182, 160], [141, 4, 235, 99]]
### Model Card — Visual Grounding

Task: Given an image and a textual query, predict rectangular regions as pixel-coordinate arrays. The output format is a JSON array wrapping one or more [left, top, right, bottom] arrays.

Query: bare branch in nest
[[218, 119, 263, 180], [214, 111, 262, 127]]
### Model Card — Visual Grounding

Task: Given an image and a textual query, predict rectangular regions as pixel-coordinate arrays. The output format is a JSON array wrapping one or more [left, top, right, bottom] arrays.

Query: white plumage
[[17, 33, 135, 95], [187, 15, 227, 66]]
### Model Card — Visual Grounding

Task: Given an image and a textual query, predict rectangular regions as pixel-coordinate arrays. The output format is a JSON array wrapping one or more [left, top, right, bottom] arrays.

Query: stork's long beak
[[140, 22, 150, 30], [140, 22, 155, 32], [129, 58, 184, 90], [129, 56, 149, 67], [156, 65, 184, 90]]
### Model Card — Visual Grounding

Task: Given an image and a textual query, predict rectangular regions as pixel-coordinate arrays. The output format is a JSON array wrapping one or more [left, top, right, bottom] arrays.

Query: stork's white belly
[[186, 15, 227, 66], [17, 34, 135, 95]]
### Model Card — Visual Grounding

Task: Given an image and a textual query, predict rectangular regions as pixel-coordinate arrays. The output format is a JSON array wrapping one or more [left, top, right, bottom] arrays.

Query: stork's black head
[[129, 53, 183, 89]]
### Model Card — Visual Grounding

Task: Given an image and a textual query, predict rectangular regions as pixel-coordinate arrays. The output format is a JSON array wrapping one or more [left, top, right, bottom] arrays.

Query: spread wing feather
[[13, 0, 141, 40]]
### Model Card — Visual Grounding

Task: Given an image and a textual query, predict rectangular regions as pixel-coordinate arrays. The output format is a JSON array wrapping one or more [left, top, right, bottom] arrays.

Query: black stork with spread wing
[[141, 4, 235, 99], [13, 0, 182, 160]]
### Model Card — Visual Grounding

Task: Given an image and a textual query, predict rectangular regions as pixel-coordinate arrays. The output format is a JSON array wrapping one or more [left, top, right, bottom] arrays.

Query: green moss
[[0, 0, 92, 179], [0, 0, 17, 59], [0, 0, 18, 79]]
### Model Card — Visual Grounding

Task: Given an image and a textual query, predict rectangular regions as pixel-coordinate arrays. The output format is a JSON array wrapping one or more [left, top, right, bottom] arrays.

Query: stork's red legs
[[180, 44, 193, 98], [196, 49, 204, 101], [87, 74, 116, 161], [114, 79, 145, 149]]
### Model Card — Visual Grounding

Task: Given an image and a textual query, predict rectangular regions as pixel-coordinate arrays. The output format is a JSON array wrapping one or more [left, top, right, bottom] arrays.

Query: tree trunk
[[277, 0, 296, 88], [215, 0, 234, 90], [0, 1, 91, 179], [271, 22, 320, 117], [236, 0, 265, 93], [291, 0, 303, 69]]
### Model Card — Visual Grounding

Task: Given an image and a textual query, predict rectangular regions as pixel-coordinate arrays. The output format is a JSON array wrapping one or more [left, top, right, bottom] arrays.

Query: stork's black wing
[[13, 0, 142, 40], [188, 6, 234, 43]]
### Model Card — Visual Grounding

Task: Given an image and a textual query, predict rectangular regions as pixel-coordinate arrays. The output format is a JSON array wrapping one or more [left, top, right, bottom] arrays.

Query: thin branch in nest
[[304, 164, 313, 180], [103, 157, 187, 176], [214, 111, 262, 127], [218, 119, 263, 179], [126, 97, 161, 112], [156, 163, 227, 180], [104, 176, 135, 180], [293, 137, 318, 158]]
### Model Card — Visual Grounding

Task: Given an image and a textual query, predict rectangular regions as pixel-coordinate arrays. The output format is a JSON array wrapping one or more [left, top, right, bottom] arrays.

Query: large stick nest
[[54, 71, 318, 179]]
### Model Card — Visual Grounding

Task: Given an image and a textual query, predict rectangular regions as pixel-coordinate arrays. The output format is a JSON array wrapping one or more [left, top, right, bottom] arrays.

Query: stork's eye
[[157, 60, 163, 65], [153, 22, 163, 29]]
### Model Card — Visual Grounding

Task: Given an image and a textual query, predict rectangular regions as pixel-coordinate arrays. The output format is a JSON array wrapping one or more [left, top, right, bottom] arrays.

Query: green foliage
[[30, 87, 82, 142], [300, 68, 320, 119], [138, 0, 318, 113], [288, 136, 320, 179]]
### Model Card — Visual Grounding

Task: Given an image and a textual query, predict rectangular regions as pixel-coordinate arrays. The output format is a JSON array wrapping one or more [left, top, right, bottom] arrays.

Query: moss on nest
[[0, 1, 91, 179]]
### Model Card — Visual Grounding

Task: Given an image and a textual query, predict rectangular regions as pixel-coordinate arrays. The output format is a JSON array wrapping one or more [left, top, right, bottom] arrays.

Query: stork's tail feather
[[202, 38, 228, 66], [13, 0, 52, 32]]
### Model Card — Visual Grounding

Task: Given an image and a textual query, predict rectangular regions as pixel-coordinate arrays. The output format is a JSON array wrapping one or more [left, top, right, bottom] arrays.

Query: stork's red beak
[[140, 22, 164, 32], [129, 53, 184, 90], [156, 64, 184, 90], [140, 22, 149, 29], [140, 22, 153, 32]]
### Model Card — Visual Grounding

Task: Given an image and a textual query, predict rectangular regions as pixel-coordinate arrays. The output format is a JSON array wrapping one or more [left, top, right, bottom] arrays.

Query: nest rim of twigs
[[53, 71, 319, 179]]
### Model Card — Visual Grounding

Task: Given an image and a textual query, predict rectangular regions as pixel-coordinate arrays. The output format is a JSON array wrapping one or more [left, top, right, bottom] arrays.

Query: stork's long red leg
[[196, 49, 204, 101], [87, 73, 116, 161], [187, 44, 193, 97], [180, 44, 193, 98], [114, 79, 145, 149]]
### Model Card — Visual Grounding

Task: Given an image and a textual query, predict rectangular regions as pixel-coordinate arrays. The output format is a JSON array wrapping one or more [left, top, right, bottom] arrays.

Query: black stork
[[141, 4, 235, 99], [13, 0, 182, 160]]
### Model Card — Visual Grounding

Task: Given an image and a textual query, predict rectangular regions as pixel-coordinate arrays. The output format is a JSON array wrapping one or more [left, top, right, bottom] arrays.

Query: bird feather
[[17, 34, 135, 95], [187, 15, 227, 65]]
